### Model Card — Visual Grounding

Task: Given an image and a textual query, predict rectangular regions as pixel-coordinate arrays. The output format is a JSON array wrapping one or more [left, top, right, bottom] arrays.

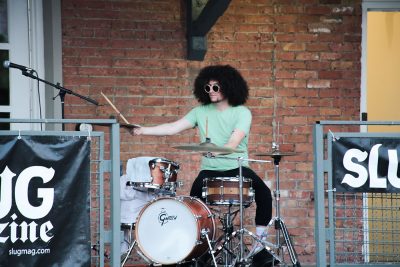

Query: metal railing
[[313, 121, 400, 267], [0, 118, 121, 267]]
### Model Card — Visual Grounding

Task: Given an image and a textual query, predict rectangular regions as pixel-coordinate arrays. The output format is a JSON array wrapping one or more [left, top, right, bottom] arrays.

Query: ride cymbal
[[173, 142, 243, 153]]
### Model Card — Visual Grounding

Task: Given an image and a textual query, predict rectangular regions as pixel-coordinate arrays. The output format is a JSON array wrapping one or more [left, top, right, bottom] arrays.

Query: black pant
[[190, 167, 273, 226]]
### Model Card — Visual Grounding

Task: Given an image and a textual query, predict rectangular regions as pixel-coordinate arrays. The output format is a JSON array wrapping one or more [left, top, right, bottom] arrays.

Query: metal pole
[[274, 157, 281, 249], [238, 157, 244, 261]]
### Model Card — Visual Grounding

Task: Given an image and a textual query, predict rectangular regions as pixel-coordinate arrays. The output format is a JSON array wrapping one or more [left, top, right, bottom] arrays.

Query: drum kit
[[100, 86, 301, 267], [120, 141, 301, 267]]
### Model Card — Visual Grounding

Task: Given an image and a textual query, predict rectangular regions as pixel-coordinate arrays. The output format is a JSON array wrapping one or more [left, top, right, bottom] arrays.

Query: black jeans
[[190, 167, 273, 226]]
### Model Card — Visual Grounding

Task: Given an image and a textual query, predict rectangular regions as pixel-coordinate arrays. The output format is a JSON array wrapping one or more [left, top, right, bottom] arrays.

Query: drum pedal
[[251, 248, 281, 267]]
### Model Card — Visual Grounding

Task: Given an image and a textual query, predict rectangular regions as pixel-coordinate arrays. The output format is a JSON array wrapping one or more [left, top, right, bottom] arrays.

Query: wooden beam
[[186, 0, 231, 61]]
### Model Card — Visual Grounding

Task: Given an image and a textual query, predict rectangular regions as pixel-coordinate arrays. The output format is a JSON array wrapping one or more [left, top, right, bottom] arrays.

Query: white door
[[0, 0, 45, 130]]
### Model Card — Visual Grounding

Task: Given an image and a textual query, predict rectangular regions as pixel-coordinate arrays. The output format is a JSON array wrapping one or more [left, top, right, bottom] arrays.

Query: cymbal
[[255, 151, 297, 157], [120, 123, 141, 129], [173, 142, 244, 153]]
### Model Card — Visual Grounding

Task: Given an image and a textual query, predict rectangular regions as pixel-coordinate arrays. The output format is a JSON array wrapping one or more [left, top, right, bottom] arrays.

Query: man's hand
[[202, 151, 216, 158], [131, 127, 143, 135]]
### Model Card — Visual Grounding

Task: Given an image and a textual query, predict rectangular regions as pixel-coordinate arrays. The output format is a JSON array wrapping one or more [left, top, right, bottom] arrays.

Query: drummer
[[132, 65, 273, 241]]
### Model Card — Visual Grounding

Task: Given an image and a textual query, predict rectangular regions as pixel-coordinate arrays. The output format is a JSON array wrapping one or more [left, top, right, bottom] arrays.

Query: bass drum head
[[135, 197, 198, 265]]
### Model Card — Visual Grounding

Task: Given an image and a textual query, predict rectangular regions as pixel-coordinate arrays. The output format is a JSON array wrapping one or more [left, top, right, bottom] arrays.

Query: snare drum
[[135, 196, 215, 265], [202, 177, 255, 206]]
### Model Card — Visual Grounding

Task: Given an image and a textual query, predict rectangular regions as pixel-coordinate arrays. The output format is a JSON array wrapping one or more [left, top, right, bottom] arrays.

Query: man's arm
[[224, 129, 246, 149], [133, 117, 194, 136]]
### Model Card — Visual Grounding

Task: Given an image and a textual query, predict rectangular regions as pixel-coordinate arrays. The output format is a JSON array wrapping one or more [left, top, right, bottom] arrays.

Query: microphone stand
[[21, 70, 99, 130]]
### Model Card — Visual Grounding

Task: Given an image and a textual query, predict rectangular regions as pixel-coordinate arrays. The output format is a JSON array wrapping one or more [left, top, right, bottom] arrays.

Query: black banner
[[332, 136, 400, 193], [0, 135, 90, 267]]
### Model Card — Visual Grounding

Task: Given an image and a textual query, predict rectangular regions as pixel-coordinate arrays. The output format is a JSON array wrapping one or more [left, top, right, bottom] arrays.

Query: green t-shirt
[[184, 104, 252, 171]]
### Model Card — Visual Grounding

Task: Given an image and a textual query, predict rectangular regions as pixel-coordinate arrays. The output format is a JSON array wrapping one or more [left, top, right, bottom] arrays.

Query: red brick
[[307, 80, 331, 88], [61, 1, 363, 265]]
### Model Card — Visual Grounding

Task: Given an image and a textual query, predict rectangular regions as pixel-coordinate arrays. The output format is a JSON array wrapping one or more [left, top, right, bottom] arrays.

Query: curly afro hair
[[193, 65, 249, 106]]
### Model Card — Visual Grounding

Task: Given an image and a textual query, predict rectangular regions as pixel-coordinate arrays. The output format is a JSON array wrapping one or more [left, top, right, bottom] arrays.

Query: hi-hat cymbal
[[255, 151, 297, 157], [173, 142, 243, 153], [120, 123, 141, 129]]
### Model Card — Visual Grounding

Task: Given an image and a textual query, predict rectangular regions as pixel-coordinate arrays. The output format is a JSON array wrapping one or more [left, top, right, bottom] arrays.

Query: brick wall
[[62, 0, 362, 264]]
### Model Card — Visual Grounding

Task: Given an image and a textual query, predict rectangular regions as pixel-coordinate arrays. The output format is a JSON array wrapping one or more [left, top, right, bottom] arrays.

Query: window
[[0, 0, 10, 129]]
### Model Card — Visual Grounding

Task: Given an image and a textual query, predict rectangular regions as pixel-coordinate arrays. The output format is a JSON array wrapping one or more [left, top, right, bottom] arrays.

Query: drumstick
[[206, 117, 208, 138], [101, 92, 130, 124]]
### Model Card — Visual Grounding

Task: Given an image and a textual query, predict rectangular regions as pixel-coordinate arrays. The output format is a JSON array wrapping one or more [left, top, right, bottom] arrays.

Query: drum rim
[[149, 157, 180, 168], [203, 177, 255, 206], [135, 196, 215, 264], [135, 196, 198, 264], [126, 181, 161, 189], [204, 176, 252, 182]]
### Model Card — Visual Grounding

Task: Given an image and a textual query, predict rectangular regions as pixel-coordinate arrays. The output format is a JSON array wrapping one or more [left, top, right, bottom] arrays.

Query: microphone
[[3, 60, 33, 72]]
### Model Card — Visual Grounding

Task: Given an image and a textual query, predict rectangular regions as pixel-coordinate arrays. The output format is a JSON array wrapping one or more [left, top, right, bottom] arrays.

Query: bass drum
[[135, 196, 215, 265]]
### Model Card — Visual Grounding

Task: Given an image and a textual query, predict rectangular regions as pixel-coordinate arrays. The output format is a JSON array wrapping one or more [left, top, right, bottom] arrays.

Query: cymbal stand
[[213, 206, 240, 267], [121, 239, 136, 266], [120, 225, 151, 267], [207, 155, 248, 264], [209, 155, 271, 265], [267, 146, 301, 267], [237, 157, 246, 262], [237, 157, 277, 264], [242, 228, 282, 262], [201, 229, 218, 266]]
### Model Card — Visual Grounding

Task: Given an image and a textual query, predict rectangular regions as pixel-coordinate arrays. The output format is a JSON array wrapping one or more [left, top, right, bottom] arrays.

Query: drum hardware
[[158, 181, 183, 194], [218, 156, 271, 264], [149, 158, 180, 181], [201, 228, 218, 266], [214, 206, 240, 267], [121, 240, 137, 267], [255, 142, 301, 267], [240, 228, 282, 265], [149, 157, 180, 187], [173, 143, 283, 266], [126, 181, 177, 196], [202, 154, 272, 266]]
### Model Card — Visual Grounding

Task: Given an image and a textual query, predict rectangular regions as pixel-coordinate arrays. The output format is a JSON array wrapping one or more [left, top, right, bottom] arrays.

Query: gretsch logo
[[158, 208, 177, 226]]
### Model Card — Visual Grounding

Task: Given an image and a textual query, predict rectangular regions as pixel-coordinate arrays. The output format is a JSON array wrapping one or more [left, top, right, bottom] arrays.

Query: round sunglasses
[[204, 83, 220, 93]]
